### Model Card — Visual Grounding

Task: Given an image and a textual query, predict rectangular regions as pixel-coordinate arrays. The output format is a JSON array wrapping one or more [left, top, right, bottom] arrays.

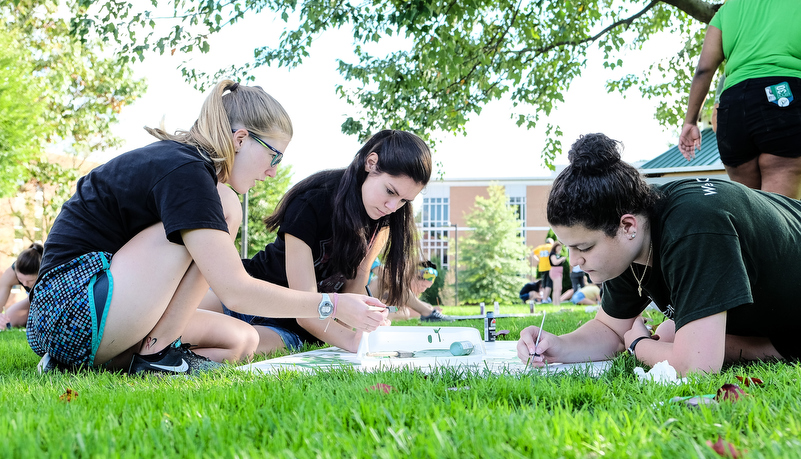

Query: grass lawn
[[2, 307, 800, 458]]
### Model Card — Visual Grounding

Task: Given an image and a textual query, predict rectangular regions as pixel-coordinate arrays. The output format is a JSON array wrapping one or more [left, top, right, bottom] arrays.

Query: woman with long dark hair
[[202, 130, 432, 353]]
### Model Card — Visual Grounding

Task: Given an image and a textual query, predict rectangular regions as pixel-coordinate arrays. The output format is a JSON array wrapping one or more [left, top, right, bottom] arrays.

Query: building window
[[508, 196, 526, 243], [420, 197, 450, 268]]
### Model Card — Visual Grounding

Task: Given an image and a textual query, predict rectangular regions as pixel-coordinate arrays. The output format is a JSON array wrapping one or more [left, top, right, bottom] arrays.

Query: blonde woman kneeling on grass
[[27, 81, 387, 376]]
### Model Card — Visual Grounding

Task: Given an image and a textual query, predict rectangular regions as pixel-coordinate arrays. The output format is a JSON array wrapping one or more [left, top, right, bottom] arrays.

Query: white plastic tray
[[356, 326, 487, 370]]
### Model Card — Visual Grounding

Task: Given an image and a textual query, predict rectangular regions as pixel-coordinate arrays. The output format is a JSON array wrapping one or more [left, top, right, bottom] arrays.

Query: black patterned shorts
[[27, 252, 114, 367]]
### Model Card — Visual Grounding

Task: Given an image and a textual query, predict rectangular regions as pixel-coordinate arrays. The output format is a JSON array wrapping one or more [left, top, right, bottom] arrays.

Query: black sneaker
[[128, 337, 223, 376], [420, 310, 455, 322]]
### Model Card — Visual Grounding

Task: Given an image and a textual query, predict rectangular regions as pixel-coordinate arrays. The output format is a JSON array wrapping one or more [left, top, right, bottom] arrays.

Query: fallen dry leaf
[[706, 436, 743, 457], [715, 384, 746, 402], [59, 388, 78, 402], [735, 375, 763, 387]]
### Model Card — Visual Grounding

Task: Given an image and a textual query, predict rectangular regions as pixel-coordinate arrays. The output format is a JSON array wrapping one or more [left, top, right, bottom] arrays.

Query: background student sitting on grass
[[377, 260, 454, 322], [0, 243, 42, 330]]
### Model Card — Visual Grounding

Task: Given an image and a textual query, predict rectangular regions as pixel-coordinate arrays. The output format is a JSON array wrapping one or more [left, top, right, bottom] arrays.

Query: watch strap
[[628, 335, 650, 356]]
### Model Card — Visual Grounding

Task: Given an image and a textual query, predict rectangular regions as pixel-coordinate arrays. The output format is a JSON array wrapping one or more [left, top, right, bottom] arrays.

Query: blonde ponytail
[[145, 80, 292, 183]]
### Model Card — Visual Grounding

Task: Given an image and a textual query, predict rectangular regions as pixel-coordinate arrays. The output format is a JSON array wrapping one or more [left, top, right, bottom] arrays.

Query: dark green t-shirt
[[603, 178, 801, 340]]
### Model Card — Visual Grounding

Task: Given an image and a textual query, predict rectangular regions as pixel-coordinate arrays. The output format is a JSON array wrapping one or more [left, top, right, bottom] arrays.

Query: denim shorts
[[27, 252, 114, 367], [571, 291, 586, 303], [717, 76, 801, 166], [221, 304, 304, 351]]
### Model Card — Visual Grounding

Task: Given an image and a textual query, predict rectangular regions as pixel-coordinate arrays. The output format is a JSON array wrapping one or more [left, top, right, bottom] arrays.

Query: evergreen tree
[[458, 185, 528, 304]]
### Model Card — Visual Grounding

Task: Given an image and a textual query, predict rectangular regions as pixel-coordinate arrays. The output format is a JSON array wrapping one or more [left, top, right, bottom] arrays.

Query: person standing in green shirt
[[679, 0, 801, 199]]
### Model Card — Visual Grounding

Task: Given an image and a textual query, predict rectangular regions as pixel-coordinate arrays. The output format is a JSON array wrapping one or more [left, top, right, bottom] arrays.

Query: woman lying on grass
[[27, 80, 387, 376], [200, 130, 431, 353], [518, 133, 800, 375]]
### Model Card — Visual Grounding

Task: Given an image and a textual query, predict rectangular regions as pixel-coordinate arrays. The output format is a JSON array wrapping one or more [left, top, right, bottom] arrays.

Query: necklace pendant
[[637, 286, 642, 297]]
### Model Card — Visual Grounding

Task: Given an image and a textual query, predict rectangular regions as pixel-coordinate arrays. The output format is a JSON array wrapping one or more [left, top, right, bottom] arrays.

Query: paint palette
[[356, 326, 487, 369]]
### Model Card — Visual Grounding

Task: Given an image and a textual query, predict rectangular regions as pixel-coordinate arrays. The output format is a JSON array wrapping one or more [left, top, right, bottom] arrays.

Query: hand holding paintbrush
[[525, 311, 547, 367]]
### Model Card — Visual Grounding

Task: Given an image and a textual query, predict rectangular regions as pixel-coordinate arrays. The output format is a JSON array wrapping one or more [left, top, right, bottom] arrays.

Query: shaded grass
[[2, 310, 801, 457]]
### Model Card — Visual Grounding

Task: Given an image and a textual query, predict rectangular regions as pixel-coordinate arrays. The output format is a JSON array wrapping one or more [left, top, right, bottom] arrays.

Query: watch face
[[319, 293, 334, 319], [320, 302, 334, 315]]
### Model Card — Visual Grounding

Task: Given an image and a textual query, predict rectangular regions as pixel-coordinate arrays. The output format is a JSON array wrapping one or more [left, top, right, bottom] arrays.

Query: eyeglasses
[[232, 129, 283, 167]]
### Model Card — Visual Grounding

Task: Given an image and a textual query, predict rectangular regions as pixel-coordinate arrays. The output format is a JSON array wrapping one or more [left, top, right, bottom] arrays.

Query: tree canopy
[[0, 23, 45, 197], [7, 1, 147, 160], [69, 0, 720, 165], [1, 0, 145, 252]]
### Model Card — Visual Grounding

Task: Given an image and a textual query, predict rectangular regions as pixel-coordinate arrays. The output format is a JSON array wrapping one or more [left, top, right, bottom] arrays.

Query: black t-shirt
[[242, 185, 341, 344], [242, 175, 383, 344], [603, 178, 801, 342], [244, 186, 341, 288], [40, 140, 228, 276]]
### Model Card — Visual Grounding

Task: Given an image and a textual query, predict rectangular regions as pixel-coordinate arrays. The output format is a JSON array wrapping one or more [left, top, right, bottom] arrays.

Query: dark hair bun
[[568, 133, 622, 173], [29, 243, 43, 255]]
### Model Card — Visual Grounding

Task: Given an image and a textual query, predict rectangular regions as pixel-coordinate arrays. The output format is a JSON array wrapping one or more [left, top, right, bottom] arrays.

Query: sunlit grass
[[2, 308, 800, 457]]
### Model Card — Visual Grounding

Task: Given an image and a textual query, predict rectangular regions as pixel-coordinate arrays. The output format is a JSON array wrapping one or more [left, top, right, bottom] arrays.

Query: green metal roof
[[640, 128, 722, 170]]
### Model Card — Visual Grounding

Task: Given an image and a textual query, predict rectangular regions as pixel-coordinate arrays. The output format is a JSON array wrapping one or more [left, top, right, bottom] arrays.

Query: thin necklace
[[630, 242, 653, 297]]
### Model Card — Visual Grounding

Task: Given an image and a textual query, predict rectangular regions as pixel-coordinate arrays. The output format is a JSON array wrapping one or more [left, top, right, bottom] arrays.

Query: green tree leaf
[[69, 0, 721, 166]]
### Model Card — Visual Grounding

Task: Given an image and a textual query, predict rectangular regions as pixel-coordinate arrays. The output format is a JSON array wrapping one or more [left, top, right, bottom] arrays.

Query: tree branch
[[516, 0, 660, 60], [659, 0, 721, 24]]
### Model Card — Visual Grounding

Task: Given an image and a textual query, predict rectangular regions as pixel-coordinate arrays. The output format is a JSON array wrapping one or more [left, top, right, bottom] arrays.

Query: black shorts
[[541, 271, 553, 289], [717, 76, 801, 167], [771, 334, 801, 362]]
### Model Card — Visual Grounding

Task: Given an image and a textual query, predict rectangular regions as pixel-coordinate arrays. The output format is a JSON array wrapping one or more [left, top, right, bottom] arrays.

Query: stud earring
[[630, 232, 636, 240]]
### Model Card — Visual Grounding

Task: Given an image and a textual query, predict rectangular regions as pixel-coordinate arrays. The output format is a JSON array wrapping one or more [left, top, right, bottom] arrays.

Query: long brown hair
[[266, 130, 432, 306]]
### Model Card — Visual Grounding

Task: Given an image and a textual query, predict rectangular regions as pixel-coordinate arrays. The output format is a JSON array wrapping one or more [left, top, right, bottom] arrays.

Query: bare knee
[[233, 325, 260, 362], [725, 158, 761, 190], [725, 335, 782, 362], [654, 319, 675, 342], [757, 154, 801, 199]]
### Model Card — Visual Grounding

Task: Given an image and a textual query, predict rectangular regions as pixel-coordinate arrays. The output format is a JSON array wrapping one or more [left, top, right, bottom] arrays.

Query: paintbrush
[[526, 311, 547, 366], [365, 351, 415, 358]]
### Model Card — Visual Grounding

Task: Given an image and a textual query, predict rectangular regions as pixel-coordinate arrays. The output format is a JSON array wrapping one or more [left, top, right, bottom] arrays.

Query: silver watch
[[318, 293, 334, 320]]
